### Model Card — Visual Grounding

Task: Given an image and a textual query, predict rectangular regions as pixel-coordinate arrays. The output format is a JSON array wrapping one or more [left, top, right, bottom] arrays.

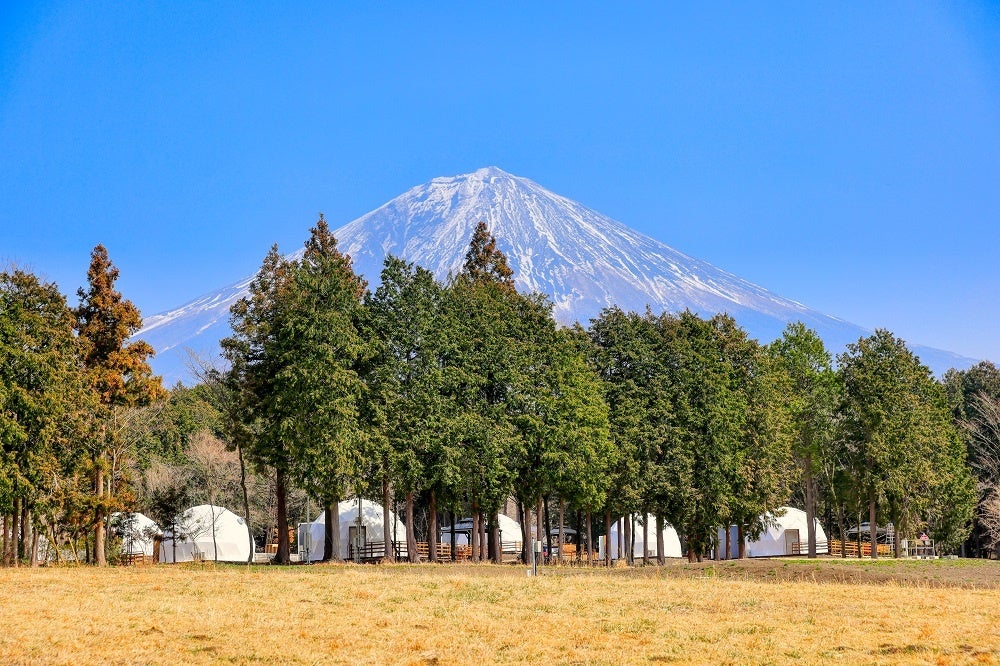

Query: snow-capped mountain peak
[[136, 168, 975, 383]]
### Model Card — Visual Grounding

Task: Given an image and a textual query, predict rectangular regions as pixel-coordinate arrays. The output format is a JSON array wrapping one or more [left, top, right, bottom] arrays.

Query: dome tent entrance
[[161, 505, 254, 563], [602, 514, 682, 560], [718, 506, 829, 558], [298, 498, 406, 562]]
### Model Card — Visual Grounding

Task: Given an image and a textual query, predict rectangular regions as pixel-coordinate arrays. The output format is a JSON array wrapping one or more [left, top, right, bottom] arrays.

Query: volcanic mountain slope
[[137, 167, 975, 383]]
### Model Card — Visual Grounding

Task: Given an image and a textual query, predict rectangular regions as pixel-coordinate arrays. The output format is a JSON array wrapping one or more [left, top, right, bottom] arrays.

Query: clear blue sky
[[2, 2, 999, 362]]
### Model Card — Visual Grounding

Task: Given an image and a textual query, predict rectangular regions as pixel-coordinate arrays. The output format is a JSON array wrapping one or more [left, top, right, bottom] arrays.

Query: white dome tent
[[298, 498, 406, 562], [111, 512, 161, 558], [161, 504, 254, 563], [603, 514, 682, 560], [719, 506, 829, 558]]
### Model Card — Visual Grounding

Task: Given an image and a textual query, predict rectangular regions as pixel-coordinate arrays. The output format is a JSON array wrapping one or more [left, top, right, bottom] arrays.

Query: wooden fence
[[828, 539, 892, 558]]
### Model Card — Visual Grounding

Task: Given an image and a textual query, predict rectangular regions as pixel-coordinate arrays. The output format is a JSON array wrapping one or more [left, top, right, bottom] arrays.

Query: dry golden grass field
[[1, 559, 999, 665]]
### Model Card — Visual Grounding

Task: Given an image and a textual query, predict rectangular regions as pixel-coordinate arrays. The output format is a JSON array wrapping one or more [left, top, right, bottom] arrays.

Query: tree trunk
[[656, 515, 665, 565], [837, 506, 846, 558], [45, 519, 60, 565], [323, 503, 335, 561], [585, 512, 594, 565], [471, 508, 480, 563], [518, 501, 529, 564], [617, 517, 624, 562], [94, 467, 106, 567], [27, 513, 38, 568], [486, 513, 495, 562], [558, 500, 566, 564], [236, 443, 253, 563], [575, 510, 582, 562], [805, 455, 817, 558], [2, 514, 9, 566], [274, 467, 290, 565], [490, 513, 500, 563], [480, 512, 488, 561], [604, 511, 612, 566], [209, 503, 219, 562], [22, 506, 32, 564], [738, 524, 746, 559], [856, 509, 863, 559], [382, 480, 394, 563], [725, 525, 732, 560], [869, 494, 878, 560], [429, 491, 439, 563], [642, 513, 649, 565], [624, 515, 632, 565], [535, 500, 543, 557], [449, 510, 457, 562], [331, 491, 342, 562], [12, 498, 22, 567], [543, 497, 552, 564], [406, 492, 419, 563]]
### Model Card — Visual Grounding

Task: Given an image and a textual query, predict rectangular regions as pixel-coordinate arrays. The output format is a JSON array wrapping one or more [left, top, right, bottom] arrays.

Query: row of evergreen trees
[[0, 218, 989, 566], [219, 218, 977, 564]]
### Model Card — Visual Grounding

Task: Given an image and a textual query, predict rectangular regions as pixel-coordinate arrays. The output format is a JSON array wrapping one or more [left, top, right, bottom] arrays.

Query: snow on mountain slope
[[137, 167, 976, 383]]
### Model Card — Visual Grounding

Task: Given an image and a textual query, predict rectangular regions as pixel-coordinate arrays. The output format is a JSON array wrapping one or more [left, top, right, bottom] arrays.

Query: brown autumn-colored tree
[[75, 244, 164, 565], [460, 221, 515, 289]]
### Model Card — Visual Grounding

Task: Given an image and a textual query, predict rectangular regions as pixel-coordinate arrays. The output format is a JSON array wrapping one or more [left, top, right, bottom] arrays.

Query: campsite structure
[[439, 514, 523, 562], [718, 506, 829, 558], [603, 514, 683, 560], [160, 504, 254, 563], [297, 498, 406, 562], [110, 512, 161, 561]]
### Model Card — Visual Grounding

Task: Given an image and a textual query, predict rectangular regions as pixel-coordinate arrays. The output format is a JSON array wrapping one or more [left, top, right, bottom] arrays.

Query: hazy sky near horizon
[[2, 3, 999, 362]]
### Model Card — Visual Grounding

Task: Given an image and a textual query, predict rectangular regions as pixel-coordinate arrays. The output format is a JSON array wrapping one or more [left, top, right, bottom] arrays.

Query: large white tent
[[111, 512, 161, 558], [603, 514, 682, 559], [161, 505, 254, 563], [298, 498, 406, 562], [719, 506, 829, 558]]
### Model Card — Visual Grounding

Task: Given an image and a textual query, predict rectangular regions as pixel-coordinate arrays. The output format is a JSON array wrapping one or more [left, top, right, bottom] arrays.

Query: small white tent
[[161, 505, 254, 563], [720, 506, 829, 558], [111, 512, 161, 558], [298, 498, 406, 562], [604, 514, 682, 559]]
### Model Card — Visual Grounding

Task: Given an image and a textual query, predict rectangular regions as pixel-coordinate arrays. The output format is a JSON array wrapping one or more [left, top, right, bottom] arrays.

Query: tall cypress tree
[[286, 217, 368, 562], [838, 329, 975, 556], [224, 217, 369, 564], [75, 245, 164, 565], [223, 246, 295, 563], [770, 322, 838, 558]]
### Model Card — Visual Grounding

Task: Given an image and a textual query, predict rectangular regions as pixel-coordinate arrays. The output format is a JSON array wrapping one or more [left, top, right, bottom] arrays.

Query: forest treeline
[[2, 218, 1000, 567]]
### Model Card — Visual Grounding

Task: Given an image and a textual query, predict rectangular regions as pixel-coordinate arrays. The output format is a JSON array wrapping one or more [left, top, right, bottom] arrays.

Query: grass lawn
[[1, 559, 998, 665]]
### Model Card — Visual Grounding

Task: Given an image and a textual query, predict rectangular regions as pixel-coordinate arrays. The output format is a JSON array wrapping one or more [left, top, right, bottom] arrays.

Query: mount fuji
[[137, 167, 976, 384]]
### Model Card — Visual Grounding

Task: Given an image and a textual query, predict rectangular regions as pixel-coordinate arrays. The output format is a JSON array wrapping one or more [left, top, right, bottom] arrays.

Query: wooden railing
[[789, 540, 829, 556], [828, 539, 892, 558], [348, 541, 393, 562], [122, 553, 149, 566]]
